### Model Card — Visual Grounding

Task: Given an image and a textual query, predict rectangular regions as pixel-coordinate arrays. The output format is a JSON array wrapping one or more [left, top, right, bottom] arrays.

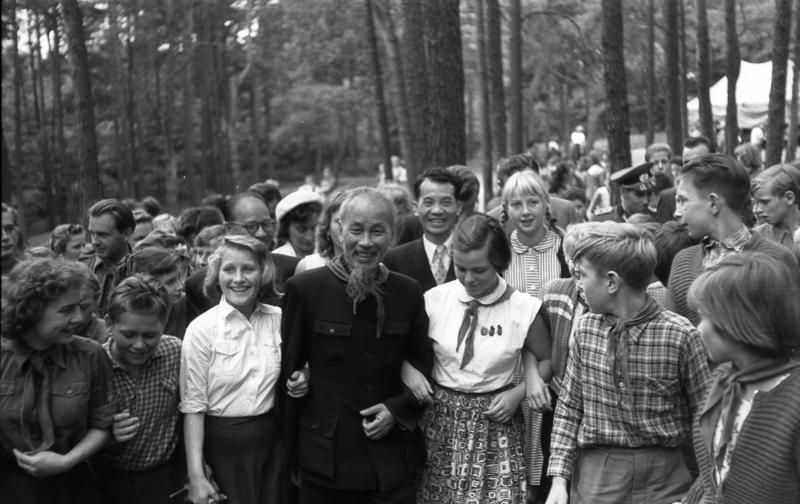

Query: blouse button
[[66, 387, 73, 395], [329, 329, 335, 335]]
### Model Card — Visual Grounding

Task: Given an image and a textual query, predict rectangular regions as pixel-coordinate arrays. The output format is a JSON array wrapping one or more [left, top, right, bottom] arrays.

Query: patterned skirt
[[418, 385, 527, 504]]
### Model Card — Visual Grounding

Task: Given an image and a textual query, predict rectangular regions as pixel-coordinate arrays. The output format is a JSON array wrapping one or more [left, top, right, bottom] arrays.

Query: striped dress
[[503, 229, 563, 486]]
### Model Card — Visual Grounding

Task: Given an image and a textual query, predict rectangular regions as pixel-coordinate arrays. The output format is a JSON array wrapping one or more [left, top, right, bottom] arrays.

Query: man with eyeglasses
[[184, 191, 299, 323]]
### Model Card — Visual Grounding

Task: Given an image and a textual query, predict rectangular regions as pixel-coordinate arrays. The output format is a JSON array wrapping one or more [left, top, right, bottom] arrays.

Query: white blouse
[[180, 298, 282, 417], [424, 277, 541, 393]]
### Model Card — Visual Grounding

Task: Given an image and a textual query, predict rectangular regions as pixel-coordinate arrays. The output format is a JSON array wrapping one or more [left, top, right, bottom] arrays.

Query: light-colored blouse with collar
[[424, 277, 541, 393], [179, 298, 282, 417], [504, 228, 562, 299]]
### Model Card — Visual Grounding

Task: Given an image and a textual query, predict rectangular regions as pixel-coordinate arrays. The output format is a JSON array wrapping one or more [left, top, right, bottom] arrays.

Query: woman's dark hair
[[451, 213, 512, 273], [130, 247, 187, 277], [1, 258, 90, 337], [654, 221, 697, 286], [276, 201, 323, 243], [549, 161, 574, 195], [139, 196, 162, 218]]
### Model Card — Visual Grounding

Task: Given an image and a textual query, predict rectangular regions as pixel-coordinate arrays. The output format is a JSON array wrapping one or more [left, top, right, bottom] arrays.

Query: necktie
[[456, 300, 481, 369], [20, 352, 56, 454], [432, 245, 448, 285]]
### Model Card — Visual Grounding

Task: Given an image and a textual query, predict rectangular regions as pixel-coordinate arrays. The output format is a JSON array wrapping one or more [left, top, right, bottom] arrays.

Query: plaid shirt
[[548, 309, 710, 479], [100, 335, 181, 471]]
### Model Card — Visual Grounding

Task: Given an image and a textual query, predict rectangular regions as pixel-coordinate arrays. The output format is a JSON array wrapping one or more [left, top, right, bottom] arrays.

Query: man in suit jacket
[[184, 192, 299, 322], [281, 188, 432, 504], [383, 168, 461, 292]]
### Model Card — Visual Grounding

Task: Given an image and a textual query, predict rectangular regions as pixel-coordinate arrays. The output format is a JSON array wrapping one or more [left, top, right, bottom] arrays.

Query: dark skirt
[[204, 412, 285, 504], [0, 459, 100, 504], [418, 385, 527, 504]]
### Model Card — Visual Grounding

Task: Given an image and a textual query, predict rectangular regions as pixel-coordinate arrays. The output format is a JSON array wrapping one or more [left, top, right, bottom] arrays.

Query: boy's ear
[[606, 270, 621, 294]]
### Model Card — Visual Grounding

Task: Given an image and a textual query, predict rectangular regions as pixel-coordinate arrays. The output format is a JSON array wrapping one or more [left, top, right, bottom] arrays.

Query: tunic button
[[329, 329, 335, 335], [618, 382, 624, 388], [66, 387, 73, 394]]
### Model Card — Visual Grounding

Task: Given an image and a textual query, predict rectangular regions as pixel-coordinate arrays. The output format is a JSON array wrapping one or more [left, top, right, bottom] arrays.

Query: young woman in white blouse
[[180, 235, 292, 504], [416, 214, 552, 504]]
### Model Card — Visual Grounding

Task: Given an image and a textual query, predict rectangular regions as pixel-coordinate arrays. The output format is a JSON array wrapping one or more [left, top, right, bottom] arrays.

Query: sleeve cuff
[[179, 400, 208, 414]]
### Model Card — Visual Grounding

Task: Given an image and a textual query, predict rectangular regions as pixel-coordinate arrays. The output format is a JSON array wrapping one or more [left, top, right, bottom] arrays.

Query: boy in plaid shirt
[[545, 223, 710, 504], [93, 275, 183, 504]]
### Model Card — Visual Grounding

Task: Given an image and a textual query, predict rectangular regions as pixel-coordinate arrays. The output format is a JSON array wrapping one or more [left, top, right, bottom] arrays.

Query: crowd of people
[[0, 141, 799, 504]]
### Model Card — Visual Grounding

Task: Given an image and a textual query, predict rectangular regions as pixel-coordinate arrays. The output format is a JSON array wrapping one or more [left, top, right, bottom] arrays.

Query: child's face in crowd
[[505, 191, 547, 237], [573, 258, 610, 314], [108, 311, 165, 369], [697, 314, 733, 365], [454, 245, 499, 299]]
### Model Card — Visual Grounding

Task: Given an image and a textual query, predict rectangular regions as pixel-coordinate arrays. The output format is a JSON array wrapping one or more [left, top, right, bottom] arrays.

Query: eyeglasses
[[226, 220, 276, 235]]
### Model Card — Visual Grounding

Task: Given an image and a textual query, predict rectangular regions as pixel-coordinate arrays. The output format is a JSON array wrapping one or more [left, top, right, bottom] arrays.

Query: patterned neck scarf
[[702, 225, 751, 268], [327, 255, 390, 338], [603, 295, 663, 410]]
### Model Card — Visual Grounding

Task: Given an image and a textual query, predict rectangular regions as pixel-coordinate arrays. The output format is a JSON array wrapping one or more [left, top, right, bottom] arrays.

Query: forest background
[[1, 0, 798, 237]]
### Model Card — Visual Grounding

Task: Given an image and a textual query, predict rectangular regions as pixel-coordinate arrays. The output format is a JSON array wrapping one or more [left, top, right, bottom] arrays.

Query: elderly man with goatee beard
[[280, 188, 433, 504]]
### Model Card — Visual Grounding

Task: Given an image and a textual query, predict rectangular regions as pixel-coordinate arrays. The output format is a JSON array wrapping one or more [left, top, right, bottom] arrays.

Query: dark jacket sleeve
[[383, 283, 432, 431], [279, 278, 309, 472]]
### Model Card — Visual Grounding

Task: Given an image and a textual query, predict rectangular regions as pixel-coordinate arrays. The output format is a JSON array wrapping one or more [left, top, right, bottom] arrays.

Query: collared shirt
[[272, 242, 296, 257], [100, 335, 181, 471], [547, 310, 710, 479], [425, 277, 542, 393], [702, 226, 751, 268], [180, 299, 282, 417], [0, 336, 115, 461], [753, 223, 795, 249], [423, 235, 452, 277], [80, 249, 133, 317], [505, 229, 562, 299]]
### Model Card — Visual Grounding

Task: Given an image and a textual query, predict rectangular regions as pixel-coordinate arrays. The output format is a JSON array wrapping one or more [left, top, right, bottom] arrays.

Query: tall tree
[[486, 0, 507, 160], [11, 0, 27, 235], [695, 0, 716, 150], [724, 0, 740, 156], [182, 0, 199, 198], [373, 0, 412, 180], [46, 7, 69, 220], [786, 0, 800, 162], [60, 0, 103, 210], [508, 0, 523, 154], [665, 0, 683, 154], [422, 0, 466, 166], [365, 0, 392, 180], [678, 0, 689, 137], [766, 0, 793, 165], [477, 0, 493, 205], [645, 0, 656, 147], [601, 0, 632, 175], [1, 131, 12, 204], [401, 0, 431, 176]]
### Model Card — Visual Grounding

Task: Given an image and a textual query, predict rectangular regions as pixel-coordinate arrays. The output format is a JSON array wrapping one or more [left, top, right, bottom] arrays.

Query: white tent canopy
[[687, 60, 795, 129]]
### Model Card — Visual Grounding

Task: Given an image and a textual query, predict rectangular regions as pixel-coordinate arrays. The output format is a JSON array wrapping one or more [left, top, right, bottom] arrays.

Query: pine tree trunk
[[724, 0, 740, 156], [46, 8, 69, 220], [508, 0, 523, 154], [374, 0, 415, 182], [646, 0, 656, 147], [59, 0, 102, 211], [401, 0, 431, 170], [486, 0, 507, 159], [695, 0, 716, 150], [601, 0, 632, 176], [1, 131, 12, 204], [423, 0, 466, 166], [31, 9, 56, 228], [477, 0, 493, 205], [665, 0, 683, 154], [182, 0, 199, 198], [679, 0, 689, 138], [765, 0, 793, 165], [785, 0, 800, 162], [365, 0, 393, 181]]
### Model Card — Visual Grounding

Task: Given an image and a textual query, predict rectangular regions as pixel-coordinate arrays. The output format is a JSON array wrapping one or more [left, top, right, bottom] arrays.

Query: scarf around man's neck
[[603, 295, 663, 410], [327, 255, 390, 338], [698, 358, 800, 477]]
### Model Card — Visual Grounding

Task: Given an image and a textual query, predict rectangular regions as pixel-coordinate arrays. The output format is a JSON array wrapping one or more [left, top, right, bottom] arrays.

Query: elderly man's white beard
[[346, 262, 381, 305]]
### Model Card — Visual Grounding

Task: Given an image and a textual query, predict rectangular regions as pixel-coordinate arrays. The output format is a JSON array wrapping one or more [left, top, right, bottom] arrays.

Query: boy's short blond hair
[[571, 222, 657, 290]]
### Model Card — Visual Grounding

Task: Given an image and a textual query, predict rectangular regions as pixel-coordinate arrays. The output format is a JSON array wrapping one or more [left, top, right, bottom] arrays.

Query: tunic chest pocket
[[313, 320, 352, 366], [50, 381, 89, 428], [382, 321, 411, 362], [212, 341, 240, 376]]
